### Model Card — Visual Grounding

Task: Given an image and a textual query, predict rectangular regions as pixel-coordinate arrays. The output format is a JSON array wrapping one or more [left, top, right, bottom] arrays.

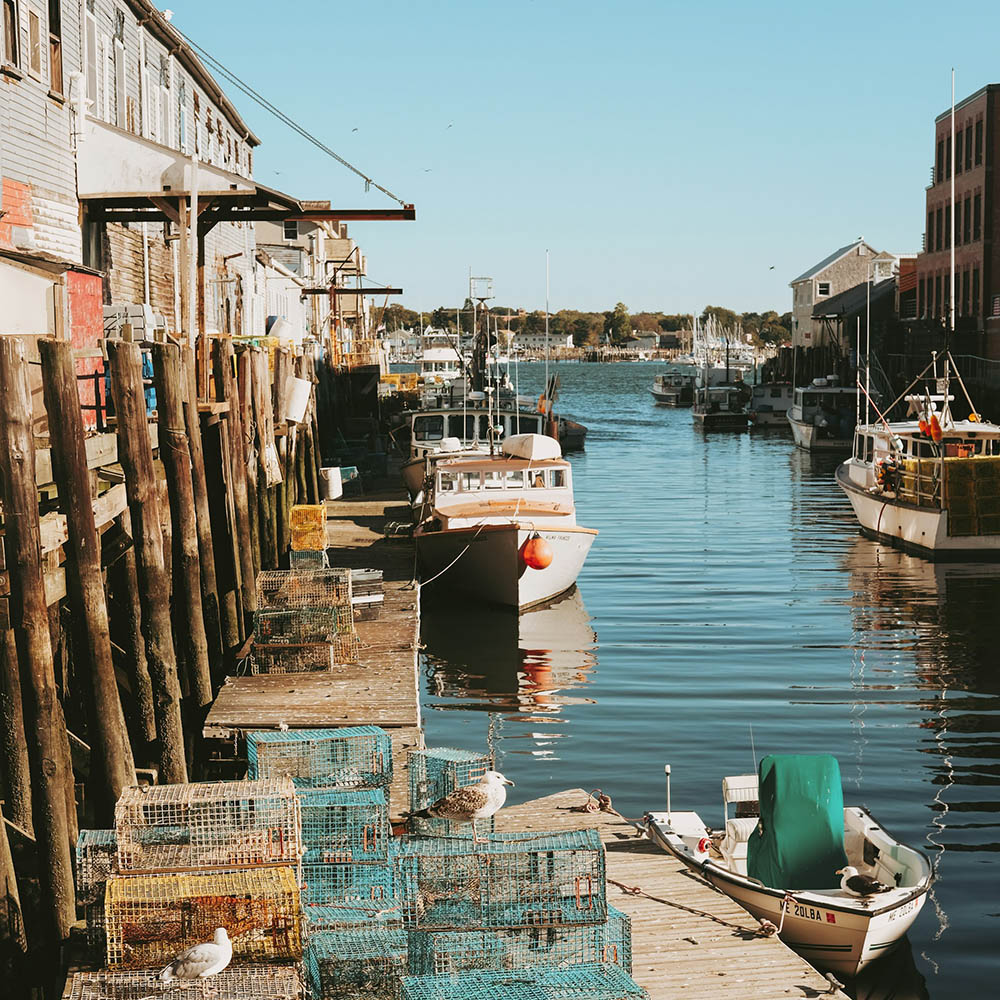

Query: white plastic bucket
[[320, 467, 343, 500], [283, 376, 312, 423]]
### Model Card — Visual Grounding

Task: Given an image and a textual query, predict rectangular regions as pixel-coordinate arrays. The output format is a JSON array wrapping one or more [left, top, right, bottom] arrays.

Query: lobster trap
[[64, 965, 304, 1000], [247, 726, 392, 790], [256, 569, 351, 610], [304, 927, 407, 1000], [104, 866, 302, 968], [76, 829, 117, 904], [406, 905, 632, 976], [303, 901, 403, 932], [290, 549, 326, 569], [115, 778, 302, 873], [400, 965, 647, 1000], [396, 831, 607, 930], [408, 747, 493, 838], [84, 901, 106, 960], [250, 644, 335, 675], [298, 788, 391, 861], [300, 852, 396, 908], [254, 606, 353, 644]]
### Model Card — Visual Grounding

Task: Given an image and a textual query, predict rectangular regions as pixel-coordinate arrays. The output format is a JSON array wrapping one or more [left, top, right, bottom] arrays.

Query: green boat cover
[[746, 753, 848, 890]]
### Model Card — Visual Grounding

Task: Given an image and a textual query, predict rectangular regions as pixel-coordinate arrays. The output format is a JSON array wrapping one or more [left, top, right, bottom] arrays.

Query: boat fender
[[697, 837, 712, 855], [521, 534, 553, 570], [929, 414, 943, 443]]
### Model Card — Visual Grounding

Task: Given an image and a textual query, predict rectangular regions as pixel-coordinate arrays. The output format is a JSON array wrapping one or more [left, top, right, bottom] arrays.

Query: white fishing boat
[[748, 382, 794, 428], [788, 378, 862, 450], [692, 384, 749, 430], [836, 355, 1000, 558], [414, 434, 597, 611], [645, 754, 931, 978]]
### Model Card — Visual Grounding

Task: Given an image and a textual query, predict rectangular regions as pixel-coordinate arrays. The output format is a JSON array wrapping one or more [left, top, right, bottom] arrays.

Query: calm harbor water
[[419, 360, 999, 999]]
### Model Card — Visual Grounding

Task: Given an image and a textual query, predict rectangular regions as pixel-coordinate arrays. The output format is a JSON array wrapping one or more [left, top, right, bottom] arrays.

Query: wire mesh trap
[[407, 748, 493, 838], [76, 829, 118, 904], [104, 866, 302, 968], [298, 788, 391, 862], [304, 927, 408, 1000], [250, 643, 335, 675], [400, 964, 647, 1000], [303, 902, 404, 933], [300, 853, 396, 908], [396, 831, 607, 930], [247, 727, 392, 790], [254, 606, 353, 644], [256, 569, 352, 610], [115, 778, 303, 873], [405, 905, 632, 976], [84, 901, 107, 960], [64, 965, 304, 1000]]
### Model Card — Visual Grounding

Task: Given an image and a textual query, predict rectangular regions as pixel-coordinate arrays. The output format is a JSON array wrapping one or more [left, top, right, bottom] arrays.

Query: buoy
[[929, 413, 943, 443], [970, 412, 981, 423], [521, 535, 553, 570], [697, 837, 712, 855], [918, 418, 930, 436]]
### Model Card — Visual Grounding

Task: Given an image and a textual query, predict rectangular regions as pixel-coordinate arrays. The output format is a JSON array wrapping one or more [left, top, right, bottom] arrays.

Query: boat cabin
[[408, 409, 545, 457], [789, 380, 860, 439], [750, 383, 793, 411], [693, 385, 745, 414]]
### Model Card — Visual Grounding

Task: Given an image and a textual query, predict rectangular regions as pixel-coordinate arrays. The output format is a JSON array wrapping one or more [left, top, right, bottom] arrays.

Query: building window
[[962, 269, 970, 317], [2, 0, 17, 66], [918, 277, 925, 318], [47, 0, 61, 93], [178, 78, 187, 152], [936, 139, 944, 182], [84, 8, 96, 103], [965, 124, 973, 171], [955, 130, 963, 174], [935, 275, 942, 317], [113, 36, 125, 127], [974, 193, 982, 241], [816, 281, 831, 297], [283, 220, 298, 241], [935, 207, 943, 251], [964, 196, 971, 244], [975, 120, 983, 165], [27, 9, 42, 77], [993, 294, 1000, 318], [926, 211, 934, 251], [973, 268, 980, 316], [944, 205, 951, 249]]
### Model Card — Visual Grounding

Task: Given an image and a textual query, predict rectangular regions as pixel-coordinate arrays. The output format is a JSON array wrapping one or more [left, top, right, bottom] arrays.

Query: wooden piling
[[0, 810, 28, 984], [151, 342, 213, 708], [0, 628, 32, 832], [236, 349, 261, 579], [0, 338, 76, 940], [38, 338, 136, 813], [251, 349, 278, 569], [181, 348, 225, 677], [105, 340, 187, 785]]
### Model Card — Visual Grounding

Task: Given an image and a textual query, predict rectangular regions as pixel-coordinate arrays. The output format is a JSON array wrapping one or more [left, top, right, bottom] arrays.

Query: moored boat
[[788, 378, 862, 451], [749, 382, 794, 428], [645, 754, 931, 978], [414, 434, 597, 611], [692, 384, 749, 430]]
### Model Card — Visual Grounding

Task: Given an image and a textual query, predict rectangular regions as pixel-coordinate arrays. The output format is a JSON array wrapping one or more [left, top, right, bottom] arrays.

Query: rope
[[417, 520, 491, 588]]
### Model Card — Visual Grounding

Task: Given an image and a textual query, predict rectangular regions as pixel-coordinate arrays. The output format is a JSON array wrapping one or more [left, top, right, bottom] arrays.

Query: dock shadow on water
[[419, 362, 1000, 999]]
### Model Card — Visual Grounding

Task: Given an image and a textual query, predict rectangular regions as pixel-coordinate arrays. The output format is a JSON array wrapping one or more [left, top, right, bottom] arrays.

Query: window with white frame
[[27, 9, 42, 78], [2, 0, 18, 68], [47, 0, 62, 93], [160, 54, 172, 147], [283, 220, 299, 241], [84, 7, 97, 105], [816, 281, 831, 297], [178, 77, 188, 152]]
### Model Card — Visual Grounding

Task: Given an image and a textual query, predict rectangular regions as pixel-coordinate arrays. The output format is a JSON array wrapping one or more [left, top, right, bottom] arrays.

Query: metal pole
[[950, 68, 956, 342], [664, 763, 671, 822], [865, 256, 871, 426], [856, 316, 861, 428], [545, 249, 550, 404]]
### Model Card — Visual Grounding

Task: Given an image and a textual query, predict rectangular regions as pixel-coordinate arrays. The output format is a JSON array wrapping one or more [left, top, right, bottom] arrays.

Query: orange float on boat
[[929, 413, 943, 443], [521, 534, 553, 570]]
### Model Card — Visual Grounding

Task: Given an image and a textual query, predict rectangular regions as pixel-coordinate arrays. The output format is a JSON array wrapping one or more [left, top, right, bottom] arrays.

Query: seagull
[[159, 927, 232, 983], [836, 866, 891, 897], [408, 770, 514, 844]]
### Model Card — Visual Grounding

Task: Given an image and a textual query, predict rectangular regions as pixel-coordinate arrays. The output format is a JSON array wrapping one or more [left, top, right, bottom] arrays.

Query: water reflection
[[421, 588, 598, 758]]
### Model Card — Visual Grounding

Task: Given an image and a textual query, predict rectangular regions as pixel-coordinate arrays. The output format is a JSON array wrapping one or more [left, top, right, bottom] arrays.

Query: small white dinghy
[[644, 755, 932, 978]]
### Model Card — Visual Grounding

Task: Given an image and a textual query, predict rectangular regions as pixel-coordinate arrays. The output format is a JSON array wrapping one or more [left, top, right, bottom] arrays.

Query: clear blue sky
[[168, 0, 1000, 315]]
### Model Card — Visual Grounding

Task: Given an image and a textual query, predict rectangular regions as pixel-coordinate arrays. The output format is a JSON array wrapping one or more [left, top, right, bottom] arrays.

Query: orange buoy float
[[521, 534, 553, 570], [929, 413, 943, 443], [918, 418, 930, 436]]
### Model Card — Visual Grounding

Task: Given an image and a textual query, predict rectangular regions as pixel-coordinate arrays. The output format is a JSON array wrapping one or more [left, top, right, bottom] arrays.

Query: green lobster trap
[[408, 747, 494, 838], [304, 927, 407, 1000], [298, 788, 391, 862], [400, 964, 647, 1000]]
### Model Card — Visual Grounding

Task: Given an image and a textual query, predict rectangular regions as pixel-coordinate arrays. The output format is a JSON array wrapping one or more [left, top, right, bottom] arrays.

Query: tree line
[[383, 302, 792, 348]]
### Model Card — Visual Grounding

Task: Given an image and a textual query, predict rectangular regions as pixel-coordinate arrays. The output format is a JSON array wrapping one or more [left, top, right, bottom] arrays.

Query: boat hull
[[415, 523, 597, 610], [788, 415, 851, 452], [693, 411, 748, 431], [836, 464, 1000, 559]]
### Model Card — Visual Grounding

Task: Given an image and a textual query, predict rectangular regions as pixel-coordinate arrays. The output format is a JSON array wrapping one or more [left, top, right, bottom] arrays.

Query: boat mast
[[544, 249, 550, 414], [949, 68, 956, 353]]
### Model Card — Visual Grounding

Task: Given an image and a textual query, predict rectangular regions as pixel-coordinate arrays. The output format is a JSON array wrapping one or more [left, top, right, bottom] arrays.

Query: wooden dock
[[498, 790, 848, 1000], [202, 491, 422, 812]]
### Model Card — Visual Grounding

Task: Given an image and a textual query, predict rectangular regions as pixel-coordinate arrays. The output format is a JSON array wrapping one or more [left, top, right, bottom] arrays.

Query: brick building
[[913, 83, 1000, 360]]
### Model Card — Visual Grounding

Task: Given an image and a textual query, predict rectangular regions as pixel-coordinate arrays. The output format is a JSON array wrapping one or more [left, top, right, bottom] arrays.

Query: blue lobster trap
[[298, 788, 391, 862], [300, 850, 396, 908], [303, 901, 403, 932], [407, 747, 494, 838], [304, 927, 407, 1000], [396, 830, 606, 930], [75, 829, 117, 904], [246, 726, 392, 789], [401, 964, 647, 1000], [405, 905, 631, 976]]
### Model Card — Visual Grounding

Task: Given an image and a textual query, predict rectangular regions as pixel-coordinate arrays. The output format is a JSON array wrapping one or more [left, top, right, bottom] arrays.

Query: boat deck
[[498, 790, 848, 1000], [202, 493, 423, 813]]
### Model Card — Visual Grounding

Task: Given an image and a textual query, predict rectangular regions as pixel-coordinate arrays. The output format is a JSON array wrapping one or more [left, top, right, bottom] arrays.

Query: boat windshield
[[414, 415, 445, 441]]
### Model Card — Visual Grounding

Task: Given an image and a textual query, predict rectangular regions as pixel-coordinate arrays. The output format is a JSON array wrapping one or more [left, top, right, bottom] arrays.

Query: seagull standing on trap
[[408, 770, 514, 843], [159, 927, 232, 986]]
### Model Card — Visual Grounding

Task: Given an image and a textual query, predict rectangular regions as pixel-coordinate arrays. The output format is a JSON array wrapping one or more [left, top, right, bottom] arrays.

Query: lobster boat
[[645, 754, 931, 978]]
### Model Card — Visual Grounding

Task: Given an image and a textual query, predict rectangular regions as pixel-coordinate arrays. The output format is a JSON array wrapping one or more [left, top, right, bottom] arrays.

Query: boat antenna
[[855, 316, 861, 428], [749, 724, 757, 772], [949, 67, 956, 358], [544, 249, 550, 415]]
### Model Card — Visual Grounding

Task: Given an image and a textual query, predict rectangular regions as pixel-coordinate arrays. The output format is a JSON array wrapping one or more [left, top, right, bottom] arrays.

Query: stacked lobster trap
[[400, 964, 646, 1000], [63, 965, 304, 1000], [77, 777, 305, 974], [408, 747, 493, 838], [251, 568, 360, 672]]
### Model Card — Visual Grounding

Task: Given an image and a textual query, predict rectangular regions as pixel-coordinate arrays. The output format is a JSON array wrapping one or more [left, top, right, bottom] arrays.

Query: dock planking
[[498, 790, 848, 1000], [202, 492, 422, 812]]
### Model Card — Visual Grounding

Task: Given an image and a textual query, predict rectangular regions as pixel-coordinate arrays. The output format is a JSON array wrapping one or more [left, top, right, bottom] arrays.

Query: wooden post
[[38, 338, 136, 813], [0, 628, 32, 832], [251, 350, 278, 568], [0, 338, 76, 940], [216, 340, 256, 631], [273, 349, 291, 557], [0, 812, 28, 985], [236, 349, 261, 578], [151, 343, 213, 707], [105, 341, 187, 784], [109, 510, 157, 743]]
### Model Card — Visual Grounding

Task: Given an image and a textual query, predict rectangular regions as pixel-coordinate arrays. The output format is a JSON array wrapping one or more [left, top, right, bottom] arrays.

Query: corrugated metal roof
[[791, 240, 869, 285]]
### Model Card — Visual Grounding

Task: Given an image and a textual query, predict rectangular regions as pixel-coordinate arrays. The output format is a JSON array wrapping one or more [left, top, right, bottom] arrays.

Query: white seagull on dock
[[159, 927, 232, 983], [409, 770, 514, 843], [836, 866, 891, 897]]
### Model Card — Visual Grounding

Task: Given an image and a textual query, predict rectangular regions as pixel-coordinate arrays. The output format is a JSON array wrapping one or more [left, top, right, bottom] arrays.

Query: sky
[[166, 0, 1000, 315]]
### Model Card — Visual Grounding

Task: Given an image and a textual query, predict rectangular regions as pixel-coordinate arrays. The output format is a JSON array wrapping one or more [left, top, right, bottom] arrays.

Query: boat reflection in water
[[421, 587, 598, 758]]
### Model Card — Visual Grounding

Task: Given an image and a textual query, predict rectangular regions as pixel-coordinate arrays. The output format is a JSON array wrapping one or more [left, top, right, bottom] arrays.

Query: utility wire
[[172, 26, 408, 207]]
